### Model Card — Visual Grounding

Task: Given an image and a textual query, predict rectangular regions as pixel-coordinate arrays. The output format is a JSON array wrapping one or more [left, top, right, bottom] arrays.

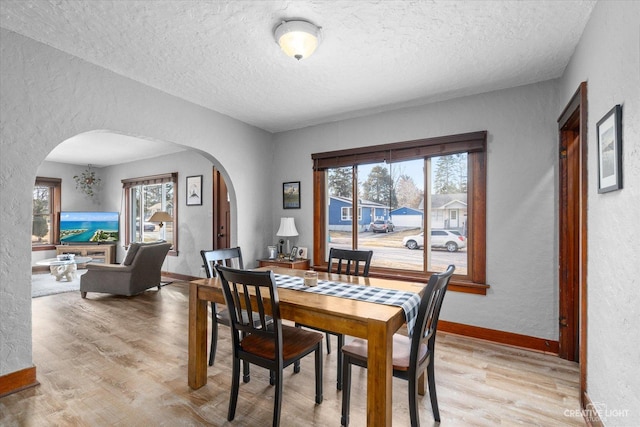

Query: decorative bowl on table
[[57, 254, 75, 261]]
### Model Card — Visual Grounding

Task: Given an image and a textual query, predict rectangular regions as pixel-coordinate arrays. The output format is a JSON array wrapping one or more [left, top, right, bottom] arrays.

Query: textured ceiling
[[1, 0, 597, 165]]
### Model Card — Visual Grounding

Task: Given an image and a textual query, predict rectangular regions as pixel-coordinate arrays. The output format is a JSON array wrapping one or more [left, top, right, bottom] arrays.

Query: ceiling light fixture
[[274, 20, 321, 60]]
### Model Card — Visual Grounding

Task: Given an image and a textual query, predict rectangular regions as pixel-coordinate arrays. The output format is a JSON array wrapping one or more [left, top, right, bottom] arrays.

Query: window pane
[[358, 159, 424, 271], [32, 186, 51, 245], [324, 156, 468, 274], [327, 167, 353, 258], [130, 182, 174, 244], [131, 187, 142, 242], [162, 182, 174, 244], [142, 184, 161, 242], [428, 154, 468, 274]]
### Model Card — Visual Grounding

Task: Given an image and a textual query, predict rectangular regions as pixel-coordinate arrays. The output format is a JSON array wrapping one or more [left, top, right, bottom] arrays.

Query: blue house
[[328, 196, 389, 231]]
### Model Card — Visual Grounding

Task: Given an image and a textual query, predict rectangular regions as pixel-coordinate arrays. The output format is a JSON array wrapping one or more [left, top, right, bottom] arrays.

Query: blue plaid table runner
[[274, 274, 422, 336]]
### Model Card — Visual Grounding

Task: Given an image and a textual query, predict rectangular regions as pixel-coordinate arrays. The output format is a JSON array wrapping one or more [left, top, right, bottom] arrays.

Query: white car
[[402, 230, 467, 252]]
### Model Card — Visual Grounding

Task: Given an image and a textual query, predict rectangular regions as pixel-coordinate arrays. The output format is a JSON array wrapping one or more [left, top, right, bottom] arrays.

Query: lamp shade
[[276, 217, 298, 237], [149, 211, 173, 223], [274, 20, 320, 60]]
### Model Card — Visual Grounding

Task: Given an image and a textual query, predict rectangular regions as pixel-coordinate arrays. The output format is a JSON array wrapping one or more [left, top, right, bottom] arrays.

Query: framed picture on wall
[[597, 105, 623, 193], [283, 181, 300, 209], [186, 175, 203, 205]]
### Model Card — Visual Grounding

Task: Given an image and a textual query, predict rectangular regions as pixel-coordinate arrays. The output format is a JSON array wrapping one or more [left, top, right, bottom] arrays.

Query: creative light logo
[[564, 402, 631, 423]]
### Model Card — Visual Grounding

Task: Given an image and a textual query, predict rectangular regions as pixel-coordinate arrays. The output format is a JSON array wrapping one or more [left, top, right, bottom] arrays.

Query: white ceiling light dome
[[274, 20, 321, 61]]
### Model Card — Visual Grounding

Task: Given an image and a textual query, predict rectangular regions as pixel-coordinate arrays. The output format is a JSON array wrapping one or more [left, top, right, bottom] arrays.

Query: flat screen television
[[59, 211, 119, 243]]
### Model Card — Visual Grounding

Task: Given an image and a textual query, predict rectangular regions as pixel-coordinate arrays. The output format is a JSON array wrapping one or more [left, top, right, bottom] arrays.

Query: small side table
[[257, 258, 311, 270], [36, 256, 93, 281]]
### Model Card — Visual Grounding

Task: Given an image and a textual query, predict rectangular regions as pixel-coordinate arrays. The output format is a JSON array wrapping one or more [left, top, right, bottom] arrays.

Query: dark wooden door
[[557, 82, 587, 368], [559, 129, 580, 361], [212, 168, 230, 250]]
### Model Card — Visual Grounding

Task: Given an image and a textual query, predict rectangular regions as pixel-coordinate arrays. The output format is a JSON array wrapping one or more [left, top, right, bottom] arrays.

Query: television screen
[[60, 211, 119, 243]]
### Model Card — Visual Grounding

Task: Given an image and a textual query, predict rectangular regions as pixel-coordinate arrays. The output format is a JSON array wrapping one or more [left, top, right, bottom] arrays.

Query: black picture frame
[[283, 181, 301, 209], [597, 105, 623, 193], [186, 175, 203, 206]]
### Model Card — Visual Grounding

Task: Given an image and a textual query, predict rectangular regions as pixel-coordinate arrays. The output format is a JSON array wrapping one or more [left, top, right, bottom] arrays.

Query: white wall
[[273, 79, 561, 341], [559, 1, 640, 424], [0, 28, 274, 377]]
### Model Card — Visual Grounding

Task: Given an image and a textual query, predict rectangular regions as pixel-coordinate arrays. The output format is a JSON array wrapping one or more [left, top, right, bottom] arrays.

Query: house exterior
[[426, 193, 468, 231], [391, 194, 468, 232], [328, 196, 388, 231], [389, 206, 423, 228]]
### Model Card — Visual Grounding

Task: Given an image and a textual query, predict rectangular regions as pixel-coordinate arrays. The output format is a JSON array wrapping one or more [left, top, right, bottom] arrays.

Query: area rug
[[31, 270, 87, 298]]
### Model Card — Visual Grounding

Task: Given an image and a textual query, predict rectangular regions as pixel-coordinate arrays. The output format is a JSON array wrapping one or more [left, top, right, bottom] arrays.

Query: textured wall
[[0, 29, 273, 376], [273, 79, 560, 340], [559, 1, 640, 424]]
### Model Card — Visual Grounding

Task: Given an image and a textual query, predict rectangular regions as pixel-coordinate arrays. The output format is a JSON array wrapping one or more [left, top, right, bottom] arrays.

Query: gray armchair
[[80, 241, 171, 298]]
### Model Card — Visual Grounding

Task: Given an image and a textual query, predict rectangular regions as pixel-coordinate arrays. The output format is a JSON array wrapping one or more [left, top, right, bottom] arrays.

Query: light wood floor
[[1, 282, 585, 426]]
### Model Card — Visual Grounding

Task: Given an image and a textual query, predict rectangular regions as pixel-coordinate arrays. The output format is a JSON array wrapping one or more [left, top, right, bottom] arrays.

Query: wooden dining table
[[188, 266, 426, 426]]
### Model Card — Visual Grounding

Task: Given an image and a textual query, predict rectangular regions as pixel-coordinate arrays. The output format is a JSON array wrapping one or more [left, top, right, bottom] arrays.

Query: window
[[341, 207, 352, 221], [32, 177, 61, 249], [122, 173, 178, 253], [312, 132, 487, 294]]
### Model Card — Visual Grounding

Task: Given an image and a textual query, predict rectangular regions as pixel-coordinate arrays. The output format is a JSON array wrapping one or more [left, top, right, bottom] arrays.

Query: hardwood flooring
[[0, 282, 585, 426]]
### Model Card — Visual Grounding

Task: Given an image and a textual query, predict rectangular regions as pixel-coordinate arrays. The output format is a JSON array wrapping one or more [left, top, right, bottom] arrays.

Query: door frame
[[557, 82, 588, 406], [212, 167, 230, 250]]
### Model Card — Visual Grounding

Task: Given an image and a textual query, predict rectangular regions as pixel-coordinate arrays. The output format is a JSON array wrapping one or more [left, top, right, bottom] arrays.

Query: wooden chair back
[[215, 265, 282, 362], [412, 264, 455, 363], [200, 247, 244, 278], [328, 248, 373, 277]]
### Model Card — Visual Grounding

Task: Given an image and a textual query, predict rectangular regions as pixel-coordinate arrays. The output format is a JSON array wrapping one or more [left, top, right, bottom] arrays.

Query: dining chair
[[200, 248, 273, 383], [340, 264, 455, 426], [215, 265, 324, 426], [295, 247, 373, 390]]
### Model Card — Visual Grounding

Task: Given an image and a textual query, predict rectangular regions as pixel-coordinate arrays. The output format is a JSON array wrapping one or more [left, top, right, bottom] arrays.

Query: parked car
[[402, 230, 467, 252], [370, 220, 394, 233], [136, 222, 156, 232]]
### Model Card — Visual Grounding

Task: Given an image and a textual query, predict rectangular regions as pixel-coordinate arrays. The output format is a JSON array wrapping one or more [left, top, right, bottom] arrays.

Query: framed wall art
[[186, 175, 203, 205], [283, 181, 300, 209], [597, 105, 623, 193]]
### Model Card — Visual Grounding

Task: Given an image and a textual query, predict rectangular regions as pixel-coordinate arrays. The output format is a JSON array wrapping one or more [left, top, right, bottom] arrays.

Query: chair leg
[[408, 371, 420, 427], [341, 355, 352, 426], [294, 324, 302, 373], [273, 369, 284, 427], [209, 303, 218, 366], [315, 344, 324, 404], [427, 358, 440, 422], [336, 334, 344, 390], [326, 332, 332, 353], [243, 361, 250, 383], [228, 356, 241, 421], [269, 370, 275, 386]]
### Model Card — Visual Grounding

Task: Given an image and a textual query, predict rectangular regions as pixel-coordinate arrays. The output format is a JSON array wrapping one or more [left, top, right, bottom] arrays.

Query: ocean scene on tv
[[60, 211, 119, 243]]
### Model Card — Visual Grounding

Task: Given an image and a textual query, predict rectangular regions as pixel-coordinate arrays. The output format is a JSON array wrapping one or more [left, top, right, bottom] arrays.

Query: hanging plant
[[73, 165, 101, 198]]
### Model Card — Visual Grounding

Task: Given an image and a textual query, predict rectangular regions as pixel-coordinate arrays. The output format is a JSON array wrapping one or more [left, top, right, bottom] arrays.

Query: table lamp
[[149, 211, 173, 241], [149, 211, 173, 229], [276, 217, 298, 256]]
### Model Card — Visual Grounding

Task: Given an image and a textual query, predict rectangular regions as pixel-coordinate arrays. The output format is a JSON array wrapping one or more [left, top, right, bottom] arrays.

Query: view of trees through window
[[32, 178, 60, 247], [32, 185, 52, 245], [327, 153, 468, 274], [129, 182, 174, 244]]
